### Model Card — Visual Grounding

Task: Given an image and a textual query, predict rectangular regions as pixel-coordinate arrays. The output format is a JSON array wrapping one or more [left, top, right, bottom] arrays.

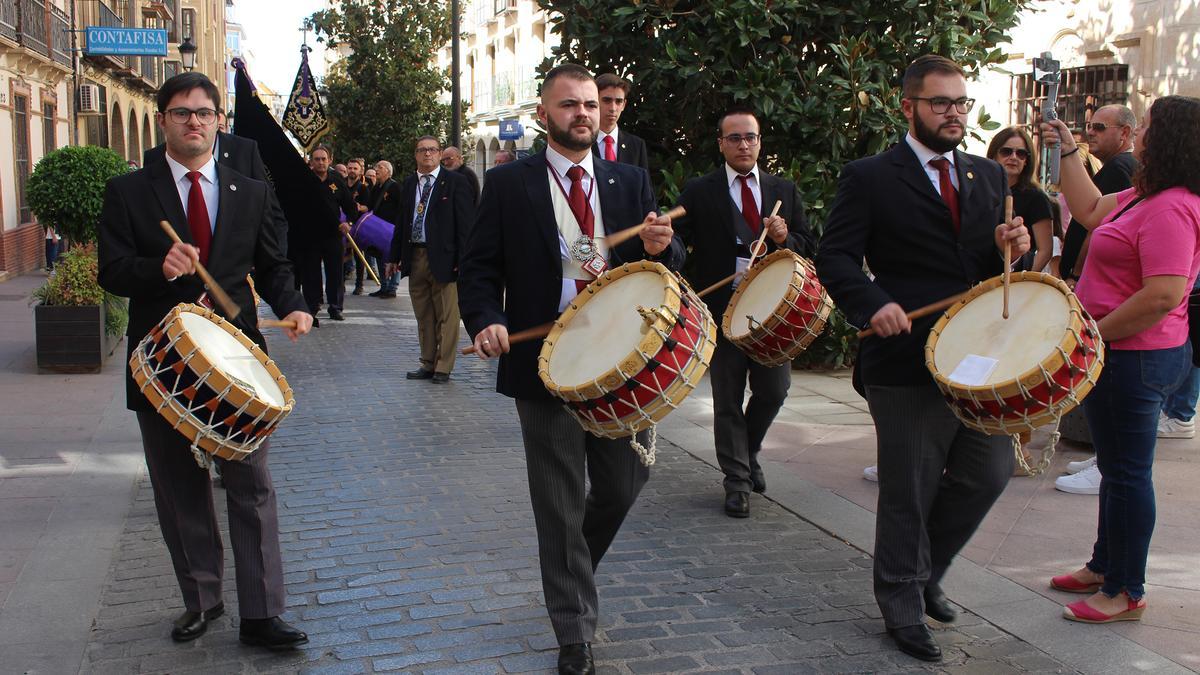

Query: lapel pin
[[223, 152, 229, 158], [966, 171, 974, 180], [608, 178, 615, 184], [230, 184, 237, 191]]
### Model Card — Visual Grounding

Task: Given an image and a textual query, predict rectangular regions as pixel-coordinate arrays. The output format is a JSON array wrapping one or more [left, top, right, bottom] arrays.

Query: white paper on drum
[[948, 354, 999, 386]]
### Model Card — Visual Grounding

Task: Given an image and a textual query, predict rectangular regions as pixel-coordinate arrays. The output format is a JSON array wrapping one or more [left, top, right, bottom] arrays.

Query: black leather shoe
[[888, 624, 941, 662], [750, 465, 766, 494], [239, 616, 308, 650], [351, 286, 364, 295], [431, 372, 450, 384], [312, 316, 320, 328], [171, 602, 224, 642], [557, 643, 594, 675], [724, 491, 750, 518], [329, 308, 344, 321], [406, 368, 434, 380], [368, 289, 384, 297], [376, 290, 397, 298], [924, 582, 957, 623]]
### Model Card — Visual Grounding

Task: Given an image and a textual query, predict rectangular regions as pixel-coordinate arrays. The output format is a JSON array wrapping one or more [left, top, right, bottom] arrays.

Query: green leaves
[[26, 146, 128, 245]]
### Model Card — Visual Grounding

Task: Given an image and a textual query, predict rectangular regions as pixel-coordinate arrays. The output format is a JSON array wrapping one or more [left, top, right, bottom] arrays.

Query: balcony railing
[[493, 72, 514, 107], [84, 1, 126, 69], [1, 0, 17, 43], [17, 0, 46, 55], [50, 4, 68, 66], [140, 54, 159, 87]]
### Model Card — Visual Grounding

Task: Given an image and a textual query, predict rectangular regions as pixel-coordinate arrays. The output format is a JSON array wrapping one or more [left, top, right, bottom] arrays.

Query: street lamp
[[178, 37, 198, 72]]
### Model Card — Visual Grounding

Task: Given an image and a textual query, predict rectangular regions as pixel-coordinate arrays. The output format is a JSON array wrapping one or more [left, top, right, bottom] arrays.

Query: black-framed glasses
[[720, 133, 760, 146], [164, 107, 219, 125], [415, 147, 441, 154], [908, 97, 976, 114], [997, 147, 1030, 160]]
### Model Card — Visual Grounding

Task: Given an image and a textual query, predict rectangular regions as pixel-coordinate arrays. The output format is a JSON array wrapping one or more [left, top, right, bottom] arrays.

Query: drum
[[130, 303, 294, 464], [925, 272, 1105, 435], [722, 249, 833, 366], [538, 261, 717, 464], [351, 211, 394, 256]]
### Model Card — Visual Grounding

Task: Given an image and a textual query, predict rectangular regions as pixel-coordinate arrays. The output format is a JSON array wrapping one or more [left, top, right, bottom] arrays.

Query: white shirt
[[165, 152, 218, 234], [597, 127, 619, 159], [905, 132, 958, 194], [725, 163, 762, 235], [410, 165, 442, 226], [546, 145, 604, 311]]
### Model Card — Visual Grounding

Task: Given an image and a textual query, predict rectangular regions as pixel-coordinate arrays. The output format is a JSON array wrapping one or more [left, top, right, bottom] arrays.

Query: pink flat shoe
[[1062, 595, 1146, 624], [1050, 573, 1102, 594]]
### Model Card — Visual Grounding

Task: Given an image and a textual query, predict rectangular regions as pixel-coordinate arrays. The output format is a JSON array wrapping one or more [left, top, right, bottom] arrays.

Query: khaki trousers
[[409, 247, 460, 374]]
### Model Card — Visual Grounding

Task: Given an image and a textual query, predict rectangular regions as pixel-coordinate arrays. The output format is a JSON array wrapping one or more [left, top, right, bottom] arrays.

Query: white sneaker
[[1158, 414, 1195, 439], [1066, 456, 1097, 474], [863, 465, 879, 482], [1055, 464, 1101, 494]]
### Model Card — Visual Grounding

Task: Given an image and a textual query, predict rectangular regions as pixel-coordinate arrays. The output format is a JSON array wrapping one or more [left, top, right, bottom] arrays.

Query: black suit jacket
[[371, 177, 402, 225], [458, 151, 685, 400], [388, 169, 476, 284], [592, 128, 650, 171], [675, 168, 815, 318], [816, 141, 1009, 389], [454, 165, 481, 203], [1060, 150, 1138, 280], [98, 157, 307, 412]]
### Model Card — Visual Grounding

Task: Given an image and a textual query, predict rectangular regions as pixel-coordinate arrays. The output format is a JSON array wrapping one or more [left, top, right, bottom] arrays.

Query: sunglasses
[[997, 147, 1029, 160], [1085, 122, 1125, 133]]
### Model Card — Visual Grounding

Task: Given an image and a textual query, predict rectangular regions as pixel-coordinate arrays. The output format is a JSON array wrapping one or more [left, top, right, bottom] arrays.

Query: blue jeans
[[1084, 343, 1192, 599], [1163, 366, 1199, 422]]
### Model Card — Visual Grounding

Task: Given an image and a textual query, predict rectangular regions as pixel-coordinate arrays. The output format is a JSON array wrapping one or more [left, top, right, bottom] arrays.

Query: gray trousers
[[514, 398, 650, 645], [865, 384, 1012, 628], [709, 334, 791, 493], [136, 412, 286, 619]]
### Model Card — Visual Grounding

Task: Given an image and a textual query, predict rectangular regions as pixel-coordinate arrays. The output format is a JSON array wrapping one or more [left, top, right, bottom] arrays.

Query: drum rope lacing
[[738, 278, 830, 366]]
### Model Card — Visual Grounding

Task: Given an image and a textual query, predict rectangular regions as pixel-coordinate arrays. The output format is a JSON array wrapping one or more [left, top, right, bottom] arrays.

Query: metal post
[[69, 0, 79, 146], [450, 0, 461, 148]]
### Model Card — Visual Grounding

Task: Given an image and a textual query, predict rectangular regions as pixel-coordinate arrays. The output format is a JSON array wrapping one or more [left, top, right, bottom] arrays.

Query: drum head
[[727, 257, 794, 338], [932, 281, 1070, 385], [178, 312, 286, 407], [547, 270, 667, 387]]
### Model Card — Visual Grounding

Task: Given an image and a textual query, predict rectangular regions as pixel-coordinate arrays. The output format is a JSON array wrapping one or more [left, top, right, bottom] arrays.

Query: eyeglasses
[[416, 147, 441, 154], [997, 147, 1029, 160], [908, 97, 976, 114], [164, 107, 219, 125], [1085, 122, 1124, 133], [720, 133, 760, 146]]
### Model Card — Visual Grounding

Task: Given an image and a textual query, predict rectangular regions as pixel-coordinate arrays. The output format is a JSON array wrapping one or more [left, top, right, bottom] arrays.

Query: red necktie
[[566, 165, 595, 293], [928, 158, 960, 235], [603, 135, 616, 162], [737, 175, 761, 235], [186, 171, 212, 265]]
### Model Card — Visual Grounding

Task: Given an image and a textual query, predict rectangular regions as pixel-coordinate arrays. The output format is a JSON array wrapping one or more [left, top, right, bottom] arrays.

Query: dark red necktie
[[604, 135, 616, 162], [566, 165, 595, 293], [186, 171, 211, 265], [928, 158, 961, 235], [737, 175, 761, 235]]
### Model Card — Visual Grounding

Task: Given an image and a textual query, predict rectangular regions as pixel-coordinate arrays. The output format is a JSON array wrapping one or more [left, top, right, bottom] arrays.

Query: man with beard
[[458, 64, 682, 675], [816, 55, 1029, 663]]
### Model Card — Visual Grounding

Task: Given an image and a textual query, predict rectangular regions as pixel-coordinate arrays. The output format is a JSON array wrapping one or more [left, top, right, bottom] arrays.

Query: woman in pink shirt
[[1041, 96, 1200, 623]]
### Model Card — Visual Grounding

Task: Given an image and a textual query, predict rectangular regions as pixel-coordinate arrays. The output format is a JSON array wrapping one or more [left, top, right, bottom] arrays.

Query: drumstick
[[260, 319, 298, 329], [1003, 195, 1013, 319], [697, 201, 783, 299], [158, 220, 241, 320], [343, 231, 382, 285], [460, 321, 555, 355], [601, 205, 688, 249], [854, 292, 968, 339]]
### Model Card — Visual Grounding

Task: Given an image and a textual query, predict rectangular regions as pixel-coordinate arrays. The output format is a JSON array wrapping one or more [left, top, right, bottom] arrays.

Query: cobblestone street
[[75, 292, 1079, 674]]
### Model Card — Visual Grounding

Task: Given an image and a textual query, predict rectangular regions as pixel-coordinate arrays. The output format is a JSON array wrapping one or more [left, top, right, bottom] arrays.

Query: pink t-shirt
[[1076, 187, 1200, 350]]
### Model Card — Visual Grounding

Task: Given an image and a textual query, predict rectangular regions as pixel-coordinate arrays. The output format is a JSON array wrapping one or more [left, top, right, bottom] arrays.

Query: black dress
[[1011, 184, 1052, 271]]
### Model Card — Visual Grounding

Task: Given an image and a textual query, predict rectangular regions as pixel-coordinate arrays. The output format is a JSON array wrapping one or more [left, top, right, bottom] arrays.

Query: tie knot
[[566, 165, 585, 182], [604, 136, 614, 146], [737, 174, 752, 186], [928, 157, 951, 173], [186, 170, 202, 184]]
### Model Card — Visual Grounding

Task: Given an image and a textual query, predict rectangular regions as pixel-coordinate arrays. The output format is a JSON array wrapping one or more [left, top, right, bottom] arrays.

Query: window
[[43, 102, 56, 154], [84, 82, 109, 149], [13, 93, 31, 223], [181, 9, 195, 40], [166, 0, 180, 42], [1010, 64, 1130, 135]]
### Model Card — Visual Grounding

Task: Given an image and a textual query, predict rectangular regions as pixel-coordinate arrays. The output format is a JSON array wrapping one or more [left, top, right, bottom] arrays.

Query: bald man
[[441, 146, 480, 204]]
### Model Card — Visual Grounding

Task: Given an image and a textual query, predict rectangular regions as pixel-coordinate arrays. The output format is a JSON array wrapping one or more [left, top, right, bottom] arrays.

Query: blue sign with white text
[[499, 119, 524, 141], [84, 27, 168, 57]]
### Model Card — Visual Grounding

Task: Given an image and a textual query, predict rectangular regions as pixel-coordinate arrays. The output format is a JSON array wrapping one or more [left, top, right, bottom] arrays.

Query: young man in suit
[[97, 72, 313, 650], [458, 64, 681, 675], [592, 73, 649, 171], [816, 55, 1029, 662], [387, 136, 476, 383], [675, 107, 815, 519]]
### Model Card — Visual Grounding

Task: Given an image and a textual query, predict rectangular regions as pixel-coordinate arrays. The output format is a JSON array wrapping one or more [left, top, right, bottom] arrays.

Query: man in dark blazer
[[387, 136, 476, 383], [458, 64, 682, 675], [440, 145, 481, 203], [98, 72, 312, 650], [370, 159, 402, 297], [816, 55, 1029, 663], [302, 144, 358, 322], [675, 107, 814, 519], [591, 73, 649, 171]]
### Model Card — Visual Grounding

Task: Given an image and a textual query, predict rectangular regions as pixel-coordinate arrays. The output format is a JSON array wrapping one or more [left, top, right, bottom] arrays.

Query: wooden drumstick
[[601, 205, 688, 249], [461, 321, 555, 355], [343, 231, 381, 285], [158, 220, 241, 320], [855, 292, 968, 339], [260, 319, 298, 329], [697, 200, 783, 299], [1003, 195, 1013, 319]]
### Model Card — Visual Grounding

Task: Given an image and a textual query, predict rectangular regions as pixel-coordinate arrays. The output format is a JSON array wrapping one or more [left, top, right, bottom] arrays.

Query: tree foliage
[[310, 0, 455, 173], [26, 145, 128, 245]]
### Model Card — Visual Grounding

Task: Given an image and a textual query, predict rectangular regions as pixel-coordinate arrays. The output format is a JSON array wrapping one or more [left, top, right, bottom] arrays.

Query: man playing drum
[[816, 55, 1029, 662], [98, 72, 313, 649]]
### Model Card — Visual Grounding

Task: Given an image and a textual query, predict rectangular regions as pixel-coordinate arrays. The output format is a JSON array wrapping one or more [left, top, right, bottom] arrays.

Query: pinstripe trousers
[[136, 412, 286, 619], [864, 385, 1012, 629], [514, 399, 650, 646]]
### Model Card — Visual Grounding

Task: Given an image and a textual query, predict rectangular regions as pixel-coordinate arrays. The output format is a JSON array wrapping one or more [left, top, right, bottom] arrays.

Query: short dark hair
[[595, 73, 631, 95], [902, 55, 965, 98], [415, 135, 440, 149], [717, 105, 759, 135], [157, 72, 221, 113], [541, 63, 593, 97], [311, 144, 332, 159]]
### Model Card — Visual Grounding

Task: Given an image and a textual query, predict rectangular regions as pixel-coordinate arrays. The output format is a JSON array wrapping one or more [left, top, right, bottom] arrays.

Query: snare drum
[[723, 249, 833, 366], [538, 261, 717, 464], [130, 303, 294, 464], [925, 272, 1105, 435], [351, 211, 395, 255]]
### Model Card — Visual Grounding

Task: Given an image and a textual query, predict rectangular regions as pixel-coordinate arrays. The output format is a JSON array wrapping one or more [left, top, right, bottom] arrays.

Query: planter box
[[34, 303, 118, 374]]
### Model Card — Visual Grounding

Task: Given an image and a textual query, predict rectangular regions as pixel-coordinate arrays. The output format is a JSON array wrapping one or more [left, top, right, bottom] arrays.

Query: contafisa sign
[[84, 27, 168, 57]]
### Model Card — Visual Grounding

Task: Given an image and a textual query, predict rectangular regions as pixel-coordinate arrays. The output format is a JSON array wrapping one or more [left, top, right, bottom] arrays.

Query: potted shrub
[[26, 145, 129, 373]]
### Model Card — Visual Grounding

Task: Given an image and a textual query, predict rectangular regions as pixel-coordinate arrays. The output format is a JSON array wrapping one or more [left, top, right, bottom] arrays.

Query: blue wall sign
[[498, 119, 524, 141], [84, 27, 169, 57]]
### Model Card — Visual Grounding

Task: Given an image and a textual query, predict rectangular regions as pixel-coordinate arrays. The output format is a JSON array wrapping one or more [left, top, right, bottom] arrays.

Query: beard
[[547, 114, 597, 152], [913, 113, 964, 154]]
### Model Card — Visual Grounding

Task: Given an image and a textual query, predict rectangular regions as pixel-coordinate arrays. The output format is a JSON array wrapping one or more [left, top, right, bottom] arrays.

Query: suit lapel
[[147, 160, 190, 244], [758, 172, 777, 223], [207, 168, 238, 267], [711, 170, 740, 242], [891, 142, 947, 210], [521, 153, 561, 266], [594, 160, 621, 237]]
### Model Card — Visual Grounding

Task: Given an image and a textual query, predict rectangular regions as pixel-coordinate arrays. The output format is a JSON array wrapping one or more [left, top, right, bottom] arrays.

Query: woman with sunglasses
[[987, 127, 1054, 273], [1041, 96, 1200, 624]]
